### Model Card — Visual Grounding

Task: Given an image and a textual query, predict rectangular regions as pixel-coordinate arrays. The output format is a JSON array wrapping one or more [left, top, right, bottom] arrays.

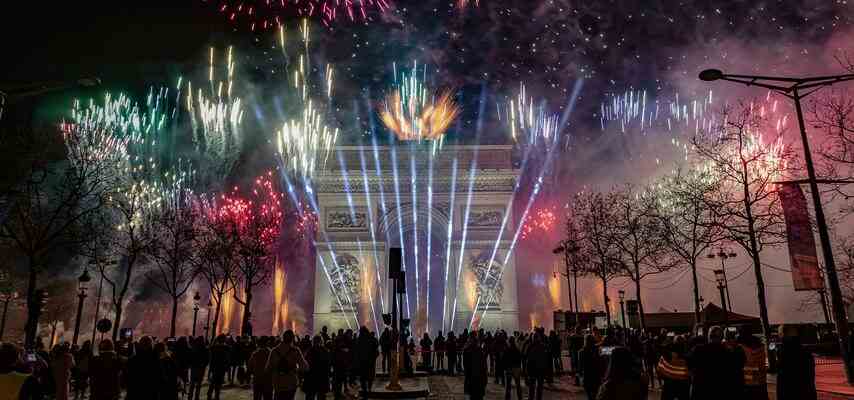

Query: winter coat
[[247, 347, 272, 389], [596, 374, 649, 400], [265, 342, 307, 392], [776, 337, 817, 400], [89, 351, 123, 400], [50, 352, 74, 400], [304, 346, 331, 394], [125, 350, 158, 400], [463, 344, 488, 398], [356, 336, 379, 378]]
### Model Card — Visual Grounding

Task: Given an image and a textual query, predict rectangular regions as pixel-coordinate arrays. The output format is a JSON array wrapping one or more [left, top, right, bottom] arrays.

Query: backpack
[[277, 347, 296, 375]]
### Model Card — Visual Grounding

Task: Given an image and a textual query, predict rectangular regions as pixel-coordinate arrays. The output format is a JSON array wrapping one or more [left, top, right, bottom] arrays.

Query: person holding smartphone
[[0, 343, 39, 400]]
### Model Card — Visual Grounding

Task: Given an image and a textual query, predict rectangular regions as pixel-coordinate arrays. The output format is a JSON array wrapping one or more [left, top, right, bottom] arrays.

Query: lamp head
[[699, 69, 724, 81], [79, 268, 92, 284]]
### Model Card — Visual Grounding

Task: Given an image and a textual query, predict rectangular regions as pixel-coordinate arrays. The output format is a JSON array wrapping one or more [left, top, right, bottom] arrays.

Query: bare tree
[[692, 103, 793, 340], [0, 126, 113, 347], [195, 197, 240, 337], [40, 278, 77, 346], [84, 180, 160, 341], [609, 184, 676, 331], [654, 167, 725, 326], [569, 191, 622, 326], [229, 175, 283, 336], [147, 187, 200, 337]]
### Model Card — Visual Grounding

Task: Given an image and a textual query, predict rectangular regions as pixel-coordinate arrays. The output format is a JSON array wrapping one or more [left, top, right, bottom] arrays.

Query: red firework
[[205, 0, 391, 30], [521, 206, 557, 240]]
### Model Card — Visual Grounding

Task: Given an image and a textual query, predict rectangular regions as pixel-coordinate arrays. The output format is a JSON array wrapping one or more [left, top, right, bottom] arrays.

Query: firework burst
[[380, 62, 460, 144], [206, 0, 391, 30]]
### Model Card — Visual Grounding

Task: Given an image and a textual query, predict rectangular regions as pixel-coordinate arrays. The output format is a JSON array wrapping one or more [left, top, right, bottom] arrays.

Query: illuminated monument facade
[[312, 145, 520, 334]]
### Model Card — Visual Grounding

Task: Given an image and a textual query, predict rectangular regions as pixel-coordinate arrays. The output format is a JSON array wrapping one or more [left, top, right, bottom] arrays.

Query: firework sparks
[[380, 62, 460, 144], [207, 0, 391, 30], [276, 101, 339, 181], [520, 205, 557, 239]]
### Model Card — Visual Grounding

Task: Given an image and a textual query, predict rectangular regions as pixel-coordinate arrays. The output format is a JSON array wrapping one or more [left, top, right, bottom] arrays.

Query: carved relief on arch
[[469, 251, 504, 309], [329, 253, 361, 311]]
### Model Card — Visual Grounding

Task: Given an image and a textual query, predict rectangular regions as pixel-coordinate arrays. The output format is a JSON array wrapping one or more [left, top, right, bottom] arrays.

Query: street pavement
[[208, 374, 854, 400], [213, 374, 666, 400]]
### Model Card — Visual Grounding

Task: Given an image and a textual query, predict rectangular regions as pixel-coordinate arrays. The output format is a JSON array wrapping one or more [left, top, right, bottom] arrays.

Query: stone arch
[[378, 202, 451, 242]]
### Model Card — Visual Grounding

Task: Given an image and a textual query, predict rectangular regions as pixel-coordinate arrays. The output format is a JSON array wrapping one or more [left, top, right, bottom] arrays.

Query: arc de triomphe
[[311, 145, 520, 335]]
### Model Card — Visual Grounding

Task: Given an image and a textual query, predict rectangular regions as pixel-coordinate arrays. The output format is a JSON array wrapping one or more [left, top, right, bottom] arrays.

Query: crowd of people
[[0, 322, 820, 400]]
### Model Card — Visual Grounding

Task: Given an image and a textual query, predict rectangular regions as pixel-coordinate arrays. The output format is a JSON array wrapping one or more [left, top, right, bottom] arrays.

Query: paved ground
[[211, 374, 658, 400], [205, 374, 854, 400]]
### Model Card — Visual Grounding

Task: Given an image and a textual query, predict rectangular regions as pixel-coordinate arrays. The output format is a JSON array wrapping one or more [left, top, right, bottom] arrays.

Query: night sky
[[3, 1, 854, 332]]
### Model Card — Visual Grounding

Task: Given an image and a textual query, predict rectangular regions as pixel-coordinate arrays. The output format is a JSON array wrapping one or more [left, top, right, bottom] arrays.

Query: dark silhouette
[[356, 326, 379, 395], [776, 325, 817, 400], [303, 336, 331, 400], [580, 334, 603, 400], [595, 346, 648, 400], [266, 330, 307, 400]]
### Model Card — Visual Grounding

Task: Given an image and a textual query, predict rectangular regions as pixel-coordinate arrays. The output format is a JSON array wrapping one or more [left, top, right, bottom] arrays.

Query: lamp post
[[0, 291, 17, 341], [713, 268, 730, 319], [72, 268, 92, 346], [618, 290, 627, 329], [192, 292, 201, 337], [707, 247, 736, 311], [553, 241, 581, 328], [88, 257, 117, 346], [700, 68, 854, 381]]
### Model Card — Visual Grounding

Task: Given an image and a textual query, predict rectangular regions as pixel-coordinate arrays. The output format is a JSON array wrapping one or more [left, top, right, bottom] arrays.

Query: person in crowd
[[419, 332, 433, 371], [356, 326, 380, 395], [737, 327, 768, 400], [207, 335, 230, 400], [503, 336, 523, 400], [549, 330, 563, 377], [320, 326, 331, 343], [0, 343, 39, 400], [580, 334, 603, 400], [776, 324, 817, 400], [379, 328, 391, 374], [247, 337, 273, 400], [266, 330, 307, 400], [657, 335, 689, 400], [71, 341, 90, 400], [50, 344, 74, 400], [687, 326, 743, 400], [434, 331, 446, 372], [88, 340, 122, 400], [463, 336, 488, 400], [186, 337, 208, 400], [303, 336, 331, 400], [526, 329, 550, 400], [173, 337, 191, 391], [332, 331, 352, 399], [154, 342, 180, 400], [569, 329, 584, 385], [125, 336, 158, 400], [596, 346, 648, 400], [492, 332, 507, 385], [446, 332, 458, 376], [642, 333, 659, 389]]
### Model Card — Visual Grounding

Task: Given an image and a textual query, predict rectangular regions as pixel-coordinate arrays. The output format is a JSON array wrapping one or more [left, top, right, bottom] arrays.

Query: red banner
[[778, 183, 823, 291]]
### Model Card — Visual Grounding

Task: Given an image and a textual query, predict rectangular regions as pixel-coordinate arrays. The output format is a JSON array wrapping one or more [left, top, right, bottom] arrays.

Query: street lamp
[[88, 257, 117, 346], [713, 269, 728, 313], [699, 68, 854, 381], [553, 241, 581, 327], [72, 268, 92, 346], [192, 292, 201, 337], [707, 247, 736, 312], [618, 290, 627, 329]]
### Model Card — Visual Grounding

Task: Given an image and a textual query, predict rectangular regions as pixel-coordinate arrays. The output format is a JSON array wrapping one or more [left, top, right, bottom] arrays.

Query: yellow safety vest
[[741, 345, 767, 386], [0, 372, 29, 400], [657, 352, 689, 381]]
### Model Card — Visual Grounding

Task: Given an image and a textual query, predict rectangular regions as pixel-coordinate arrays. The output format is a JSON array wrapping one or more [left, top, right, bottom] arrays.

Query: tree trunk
[[24, 263, 39, 348], [170, 296, 179, 337], [634, 274, 646, 331], [690, 259, 702, 333], [601, 276, 611, 327], [111, 304, 124, 342], [211, 296, 222, 338], [241, 285, 253, 336], [742, 178, 772, 340]]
